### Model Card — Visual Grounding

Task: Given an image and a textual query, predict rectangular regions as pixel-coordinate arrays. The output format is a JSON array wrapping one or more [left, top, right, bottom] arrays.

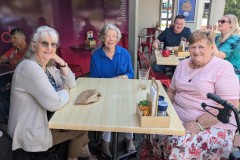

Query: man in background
[[0, 28, 28, 67], [152, 15, 191, 74]]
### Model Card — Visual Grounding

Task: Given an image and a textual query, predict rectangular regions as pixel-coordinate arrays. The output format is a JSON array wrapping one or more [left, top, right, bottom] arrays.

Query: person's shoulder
[[212, 56, 232, 68], [116, 45, 130, 55], [17, 59, 41, 72], [92, 46, 103, 57], [183, 27, 191, 33], [230, 34, 240, 40]]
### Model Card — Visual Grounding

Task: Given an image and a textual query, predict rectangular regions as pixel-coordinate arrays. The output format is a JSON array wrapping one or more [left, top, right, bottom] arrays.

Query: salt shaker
[[157, 101, 168, 116], [159, 42, 164, 50]]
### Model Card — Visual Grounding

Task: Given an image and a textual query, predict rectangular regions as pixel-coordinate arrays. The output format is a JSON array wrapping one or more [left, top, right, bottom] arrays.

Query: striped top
[[170, 56, 239, 130]]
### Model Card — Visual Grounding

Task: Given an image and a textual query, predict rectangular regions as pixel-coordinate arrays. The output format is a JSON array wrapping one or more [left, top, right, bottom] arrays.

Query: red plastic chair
[[137, 50, 171, 88], [140, 28, 156, 58], [57, 47, 83, 78]]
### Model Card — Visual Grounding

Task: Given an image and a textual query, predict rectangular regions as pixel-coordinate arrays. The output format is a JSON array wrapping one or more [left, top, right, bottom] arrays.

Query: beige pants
[[51, 130, 89, 158]]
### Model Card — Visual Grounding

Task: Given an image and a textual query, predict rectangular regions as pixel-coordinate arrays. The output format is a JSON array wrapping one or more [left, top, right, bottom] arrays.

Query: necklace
[[188, 60, 205, 82]]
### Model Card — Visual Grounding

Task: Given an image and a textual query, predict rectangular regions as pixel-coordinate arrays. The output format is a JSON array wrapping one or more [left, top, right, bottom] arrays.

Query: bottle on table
[[159, 42, 164, 50], [157, 101, 168, 116]]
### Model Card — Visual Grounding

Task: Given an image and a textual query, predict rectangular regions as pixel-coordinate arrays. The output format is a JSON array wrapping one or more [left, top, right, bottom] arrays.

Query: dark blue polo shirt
[[157, 27, 191, 49]]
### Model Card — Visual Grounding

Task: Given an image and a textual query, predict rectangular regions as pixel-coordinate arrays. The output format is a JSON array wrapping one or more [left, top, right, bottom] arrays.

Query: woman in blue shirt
[[213, 14, 240, 79], [90, 24, 134, 155]]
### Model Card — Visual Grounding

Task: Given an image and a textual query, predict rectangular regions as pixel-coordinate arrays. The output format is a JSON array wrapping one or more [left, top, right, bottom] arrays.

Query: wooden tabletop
[[49, 78, 185, 136], [155, 49, 180, 66]]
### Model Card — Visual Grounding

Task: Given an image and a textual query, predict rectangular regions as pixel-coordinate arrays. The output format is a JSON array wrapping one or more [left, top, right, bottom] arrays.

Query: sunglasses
[[218, 20, 230, 24], [37, 41, 58, 48]]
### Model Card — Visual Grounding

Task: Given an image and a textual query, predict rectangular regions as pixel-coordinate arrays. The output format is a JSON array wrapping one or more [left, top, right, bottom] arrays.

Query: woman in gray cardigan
[[8, 26, 94, 160]]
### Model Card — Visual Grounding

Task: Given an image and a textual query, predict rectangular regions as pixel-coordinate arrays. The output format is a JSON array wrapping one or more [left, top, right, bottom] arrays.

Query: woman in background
[[213, 14, 240, 79], [90, 24, 135, 156]]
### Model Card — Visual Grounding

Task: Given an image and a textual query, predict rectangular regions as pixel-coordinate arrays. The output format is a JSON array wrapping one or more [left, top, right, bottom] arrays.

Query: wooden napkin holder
[[174, 51, 190, 57], [136, 78, 170, 128]]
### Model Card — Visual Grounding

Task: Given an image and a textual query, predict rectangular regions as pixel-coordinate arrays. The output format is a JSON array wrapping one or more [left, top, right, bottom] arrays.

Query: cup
[[138, 69, 149, 90], [162, 49, 171, 57]]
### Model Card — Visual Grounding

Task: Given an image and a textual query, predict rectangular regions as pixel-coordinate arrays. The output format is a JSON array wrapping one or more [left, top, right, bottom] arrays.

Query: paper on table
[[150, 85, 157, 116]]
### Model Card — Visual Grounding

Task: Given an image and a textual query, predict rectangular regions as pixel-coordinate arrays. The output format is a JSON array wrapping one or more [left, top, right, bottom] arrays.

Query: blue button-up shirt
[[90, 45, 134, 79]]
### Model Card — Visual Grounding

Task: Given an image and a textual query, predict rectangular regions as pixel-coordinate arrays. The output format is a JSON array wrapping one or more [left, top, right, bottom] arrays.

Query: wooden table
[[155, 49, 181, 66], [49, 78, 185, 159]]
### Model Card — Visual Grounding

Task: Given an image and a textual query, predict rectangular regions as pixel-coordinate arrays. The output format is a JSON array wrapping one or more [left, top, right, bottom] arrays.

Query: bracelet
[[195, 120, 204, 131], [59, 62, 67, 67]]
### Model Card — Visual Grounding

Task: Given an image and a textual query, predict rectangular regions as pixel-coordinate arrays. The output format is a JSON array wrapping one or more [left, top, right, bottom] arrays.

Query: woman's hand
[[52, 54, 66, 67], [52, 54, 69, 76], [184, 121, 201, 140]]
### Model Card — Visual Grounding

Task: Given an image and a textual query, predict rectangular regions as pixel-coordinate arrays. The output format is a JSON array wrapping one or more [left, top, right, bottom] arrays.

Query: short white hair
[[32, 26, 59, 43], [99, 24, 122, 43]]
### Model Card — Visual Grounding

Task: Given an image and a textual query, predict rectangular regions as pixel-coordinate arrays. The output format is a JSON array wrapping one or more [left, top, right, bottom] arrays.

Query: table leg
[[112, 132, 137, 160], [112, 132, 118, 160]]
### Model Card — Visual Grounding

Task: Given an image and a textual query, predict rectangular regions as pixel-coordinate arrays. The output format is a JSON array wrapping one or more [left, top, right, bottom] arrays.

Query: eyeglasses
[[218, 20, 230, 24], [37, 41, 58, 48]]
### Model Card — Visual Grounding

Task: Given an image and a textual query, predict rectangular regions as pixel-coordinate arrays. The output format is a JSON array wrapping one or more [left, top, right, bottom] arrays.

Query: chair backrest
[[142, 28, 156, 43], [137, 49, 155, 79]]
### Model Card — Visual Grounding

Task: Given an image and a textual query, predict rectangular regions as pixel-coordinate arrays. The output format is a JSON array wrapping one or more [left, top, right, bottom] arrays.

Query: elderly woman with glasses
[[213, 14, 240, 79], [8, 26, 95, 160], [90, 24, 134, 156], [141, 30, 239, 159]]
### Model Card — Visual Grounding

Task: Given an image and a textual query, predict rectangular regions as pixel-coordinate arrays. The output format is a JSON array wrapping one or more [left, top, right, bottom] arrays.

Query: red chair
[[137, 50, 171, 88], [140, 28, 156, 58], [57, 47, 83, 78], [121, 32, 128, 49]]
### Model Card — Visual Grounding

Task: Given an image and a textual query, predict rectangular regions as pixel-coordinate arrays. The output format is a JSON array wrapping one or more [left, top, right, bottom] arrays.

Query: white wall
[[138, 0, 160, 33], [209, 0, 226, 26]]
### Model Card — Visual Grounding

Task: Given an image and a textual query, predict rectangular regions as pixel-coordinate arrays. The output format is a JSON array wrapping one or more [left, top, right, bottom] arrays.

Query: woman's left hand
[[184, 121, 201, 140], [52, 54, 66, 66]]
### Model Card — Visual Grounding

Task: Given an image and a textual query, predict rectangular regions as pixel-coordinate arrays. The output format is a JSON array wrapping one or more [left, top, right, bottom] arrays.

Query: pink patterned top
[[170, 56, 239, 130]]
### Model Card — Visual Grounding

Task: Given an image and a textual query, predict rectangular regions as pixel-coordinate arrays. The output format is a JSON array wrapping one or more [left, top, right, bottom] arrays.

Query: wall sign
[[177, 0, 196, 22]]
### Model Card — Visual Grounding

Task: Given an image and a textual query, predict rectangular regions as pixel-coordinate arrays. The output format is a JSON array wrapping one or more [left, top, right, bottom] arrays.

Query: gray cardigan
[[8, 59, 76, 151]]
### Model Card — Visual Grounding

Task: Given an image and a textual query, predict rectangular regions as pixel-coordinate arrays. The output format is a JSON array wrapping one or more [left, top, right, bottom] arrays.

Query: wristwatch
[[59, 62, 67, 67]]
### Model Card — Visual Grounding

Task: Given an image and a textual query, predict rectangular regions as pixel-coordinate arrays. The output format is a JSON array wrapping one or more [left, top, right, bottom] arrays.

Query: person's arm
[[52, 54, 69, 76], [166, 88, 175, 103], [22, 62, 70, 112], [152, 30, 167, 49], [152, 39, 161, 49], [212, 44, 226, 59], [90, 54, 100, 78], [185, 61, 239, 134]]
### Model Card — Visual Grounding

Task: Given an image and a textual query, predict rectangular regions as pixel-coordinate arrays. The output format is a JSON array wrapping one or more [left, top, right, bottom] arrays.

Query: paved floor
[[0, 125, 145, 160], [0, 51, 153, 160]]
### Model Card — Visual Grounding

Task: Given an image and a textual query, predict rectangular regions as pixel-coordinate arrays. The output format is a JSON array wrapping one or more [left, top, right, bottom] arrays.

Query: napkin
[[75, 89, 102, 105]]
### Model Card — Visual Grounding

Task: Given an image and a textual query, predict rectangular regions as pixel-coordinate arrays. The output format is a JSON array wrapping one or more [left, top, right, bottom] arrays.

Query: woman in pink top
[[147, 30, 239, 159]]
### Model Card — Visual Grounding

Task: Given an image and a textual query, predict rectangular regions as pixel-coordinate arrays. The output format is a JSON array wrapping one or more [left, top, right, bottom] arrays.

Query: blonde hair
[[218, 14, 240, 43]]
